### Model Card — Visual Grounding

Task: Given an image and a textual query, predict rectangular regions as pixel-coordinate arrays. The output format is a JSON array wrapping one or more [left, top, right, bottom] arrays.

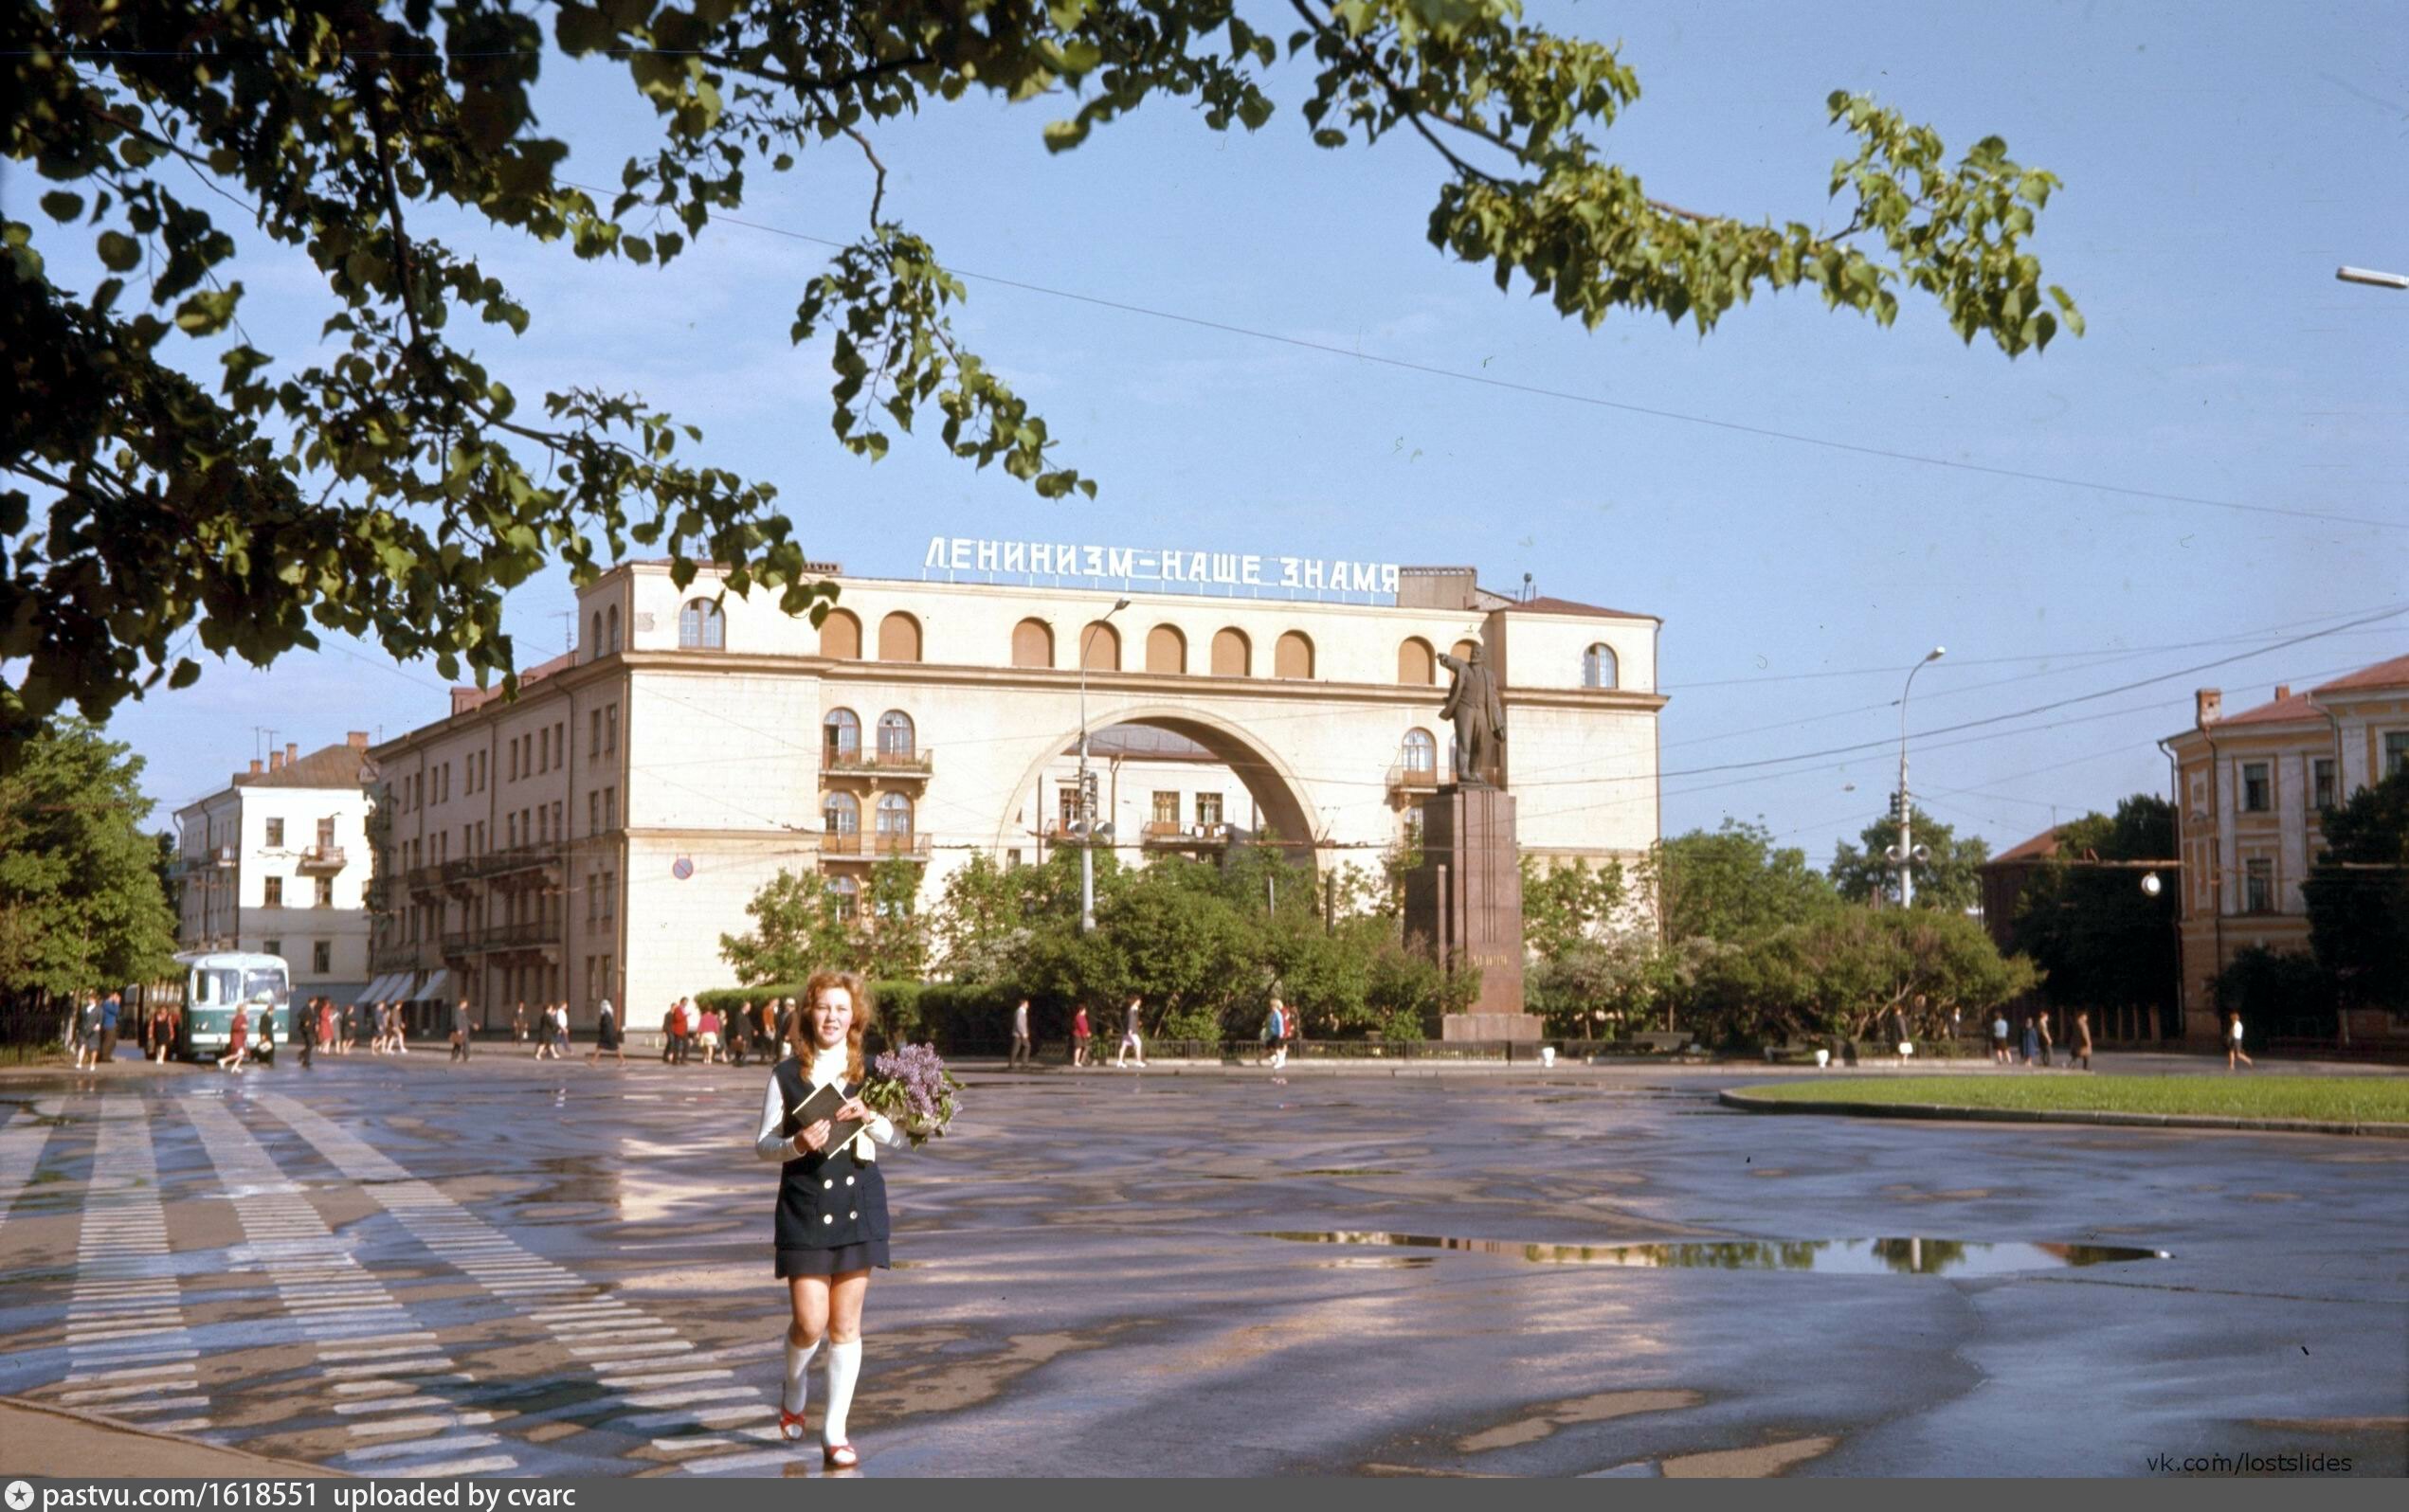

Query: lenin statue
[[1438, 643, 1505, 786]]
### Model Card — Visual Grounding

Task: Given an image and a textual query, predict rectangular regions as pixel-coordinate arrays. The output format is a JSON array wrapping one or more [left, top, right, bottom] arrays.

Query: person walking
[[588, 998, 625, 1066], [151, 998, 178, 1063], [2020, 1015, 2040, 1068], [660, 1002, 679, 1065], [513, 1001, 531, 1050], [1991, 1011, 2011, 1066], [391, 1001, 411, 1054], [765, 999, 788, 1062], [73, 993, 100, 1070], [96, 991, 122, 1066], [699, 1006, 723, 1066], [1007, 998, 1032, 1069], [754, 972, 906, 1469], [553, 1002, 572, 1058], [2226, 1011, 2255, 1071], [2070, 1010, 2093, 1071], [1114, 993, 1147, 1069], [2035, 1010, 2055, 1068], [296, 995, 317, 1070], [730, 1000, 754, 1070], [450, 998, 473, 1063], [1070, 1003, 1092, 1068], [1262, 997, 1288, 1072], [218, 1000, 250, 1072]]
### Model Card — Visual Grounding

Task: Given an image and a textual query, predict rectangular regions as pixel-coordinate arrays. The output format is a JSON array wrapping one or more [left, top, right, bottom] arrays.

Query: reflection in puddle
[[1310, 1256, 1434, 1270], [1298, 1168, 1404, 1177], [1252, 1232, 2172, 1274]]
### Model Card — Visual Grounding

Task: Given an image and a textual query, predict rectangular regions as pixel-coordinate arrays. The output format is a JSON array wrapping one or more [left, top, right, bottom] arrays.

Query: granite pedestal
[[1403, 783, 1541, 1042]]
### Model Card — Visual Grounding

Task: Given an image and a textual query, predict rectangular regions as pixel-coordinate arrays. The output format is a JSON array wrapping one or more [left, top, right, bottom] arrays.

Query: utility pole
[[1889, 647, 1945, 908], [1078, 597, 1131, 933]]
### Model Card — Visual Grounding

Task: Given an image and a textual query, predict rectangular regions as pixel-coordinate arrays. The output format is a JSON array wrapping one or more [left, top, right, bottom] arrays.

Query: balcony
[[477, 841, 567, 881], [823, 745, 934, 778], [436, 920, 557, 956], [819, 831, 930, 860], [1143, 821, 1231, 850], [170, 846, 238, 878], [296, 843, 347, 873], [1386, 765, 1440, 797], [406, 866, 445, 898]]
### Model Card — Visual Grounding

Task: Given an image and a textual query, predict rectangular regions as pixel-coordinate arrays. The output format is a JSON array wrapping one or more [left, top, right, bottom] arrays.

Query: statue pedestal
[[1403, 783, 1540, 1042]]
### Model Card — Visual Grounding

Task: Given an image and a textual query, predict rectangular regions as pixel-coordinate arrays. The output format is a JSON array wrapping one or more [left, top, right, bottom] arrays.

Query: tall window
[[1060, 788, 1080, 832], [1211, 627, 1251, 677], [318, 817, 336, 848], [877, 611, 923, 662], [1011, 618, 1054, 668], [1152, 791, 1179, 826], [605, 605, 621, 654], [2241, 762, 2271, 812], [316, 876, 335, 908], [263, 876, 283, 908], [1397, 637, 1435, 685], [1401, 728, 1437, 772], [2244, 857, 2273, 914], [2388, 731, 2409, 778], [2312, 758, 2337, 812], [820, 608, 861, 659], [1584, 642, 1620, 689], [828, 874, 860, 922], [824, 791, 860, 836], [265, 818, 285, 848], [313, 940, 332, 973], [679, 598, 726, 649], [1274, 630, 1314, 679], [824, 709, 860, 761], [1196, 792, 1223, 826], [1146, 624, 1186, 675], [876, 792, 914, 836], [877, 711, 915, 758], [1081, 621, 1120, 672]]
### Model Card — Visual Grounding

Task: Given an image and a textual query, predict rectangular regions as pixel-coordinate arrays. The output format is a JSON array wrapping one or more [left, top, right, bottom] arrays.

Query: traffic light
[[1887, 790, 1902, 821]]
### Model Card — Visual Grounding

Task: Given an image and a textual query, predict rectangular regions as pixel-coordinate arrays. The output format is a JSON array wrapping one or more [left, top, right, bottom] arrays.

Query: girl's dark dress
[[764, 1053, 891, 1278]]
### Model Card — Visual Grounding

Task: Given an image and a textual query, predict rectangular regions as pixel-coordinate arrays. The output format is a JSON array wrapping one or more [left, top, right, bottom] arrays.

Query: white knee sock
[[822, 1340, 862, 1445], [782, 1337, 820, 1415]]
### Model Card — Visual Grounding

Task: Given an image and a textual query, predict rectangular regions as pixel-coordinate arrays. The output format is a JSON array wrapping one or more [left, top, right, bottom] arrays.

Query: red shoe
[[778, 1408, 807, 1442], [823, 1441, 859, 1469]]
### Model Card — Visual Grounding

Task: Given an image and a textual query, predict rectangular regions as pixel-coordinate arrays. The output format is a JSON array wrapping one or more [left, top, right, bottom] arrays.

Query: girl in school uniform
[[754, 970, 904, 1468]]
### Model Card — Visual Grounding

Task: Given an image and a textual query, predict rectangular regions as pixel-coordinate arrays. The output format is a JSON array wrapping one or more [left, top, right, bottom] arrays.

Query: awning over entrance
[[406, 969, 449, 1003], [356, 973, 403, 1003], [313, 981, 370, 1007]]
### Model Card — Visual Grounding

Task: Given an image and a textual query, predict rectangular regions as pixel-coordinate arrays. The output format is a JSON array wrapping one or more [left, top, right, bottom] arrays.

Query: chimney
[[248, 758, 264, 775], [286, 741, 299, 765], [2195, 689, 2221, 729], [268, 749, 283, 771], [2273, 684, 2291, 702], [348, 731, 370, 749]]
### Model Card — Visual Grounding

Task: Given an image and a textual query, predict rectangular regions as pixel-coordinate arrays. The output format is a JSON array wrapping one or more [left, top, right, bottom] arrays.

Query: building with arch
[[363, 560, 1664, 1027]]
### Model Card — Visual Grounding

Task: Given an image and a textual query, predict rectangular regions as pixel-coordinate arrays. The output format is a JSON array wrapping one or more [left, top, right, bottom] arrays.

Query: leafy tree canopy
[[0, 717, 181, 999], [1520, 852, 1626, 962], [2010, 793, 2176, 1014], [1640, 819, 1836, 946], [1692, 904, 2036, 1046], [1827, 810, 1989, 912], [2303, 767, 2409, 1012], [6, 0, 2079, 743]]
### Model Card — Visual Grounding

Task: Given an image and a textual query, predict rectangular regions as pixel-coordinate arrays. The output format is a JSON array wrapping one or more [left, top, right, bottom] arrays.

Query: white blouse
[[753, 1044, 900, 1163]]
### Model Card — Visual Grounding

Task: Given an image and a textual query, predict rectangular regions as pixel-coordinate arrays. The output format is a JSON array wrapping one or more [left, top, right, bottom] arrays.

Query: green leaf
[[97, 230, 140, 272], [41, 191, 84, 222]]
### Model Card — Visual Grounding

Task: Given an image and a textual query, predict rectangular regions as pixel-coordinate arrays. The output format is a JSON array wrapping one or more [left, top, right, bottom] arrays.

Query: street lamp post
[[1892, 646, 1946, 909], [1078, 597, 1132, 933]]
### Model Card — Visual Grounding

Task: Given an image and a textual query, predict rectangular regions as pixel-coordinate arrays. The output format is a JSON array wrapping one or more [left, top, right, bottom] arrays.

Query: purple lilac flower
[[868, 1043, 960, 1143]]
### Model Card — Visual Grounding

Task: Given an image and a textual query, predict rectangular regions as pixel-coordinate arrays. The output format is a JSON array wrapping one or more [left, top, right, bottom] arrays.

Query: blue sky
[[58, 0, 2409, 868]]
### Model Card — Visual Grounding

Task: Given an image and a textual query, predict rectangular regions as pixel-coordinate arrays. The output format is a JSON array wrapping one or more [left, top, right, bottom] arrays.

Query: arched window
[[679, 598, 725, 650], [605, 606, 621, 654], [877, 611, 922, 662], [1398, 637, 1436, 685], [1011, 618, 1054, 668], [823, 791, 860, 835], [1080, 621, 1121, 672], [589, 612, 602, 657], [819, 608, 861, 659], [826, 873, 860, 921], [1146, 624, 1186, 675], [1451, 638, 1478, 664], [823, 709, 860, 762], [1401, 728, 1437, 772], [876, 792, 914, 835], [1275, 630, 1314, 679], [1211, 627, 1252, 677], [1583, 642, 1619, 690], [877, 711, 915, 758]]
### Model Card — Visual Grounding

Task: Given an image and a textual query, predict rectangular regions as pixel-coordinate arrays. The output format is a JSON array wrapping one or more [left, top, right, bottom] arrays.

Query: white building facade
[[364, 561, 1666, 1029], [172, 735, 377, 1001]]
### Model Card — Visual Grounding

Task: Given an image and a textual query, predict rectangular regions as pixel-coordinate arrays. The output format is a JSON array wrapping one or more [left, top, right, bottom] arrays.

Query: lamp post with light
[[1889, 647, 1946, 909], [1078, 597, 1132, 933]]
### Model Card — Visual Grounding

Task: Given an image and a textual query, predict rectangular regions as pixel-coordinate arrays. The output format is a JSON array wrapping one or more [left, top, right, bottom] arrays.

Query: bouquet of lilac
[[861, 1044, 963, 1148]]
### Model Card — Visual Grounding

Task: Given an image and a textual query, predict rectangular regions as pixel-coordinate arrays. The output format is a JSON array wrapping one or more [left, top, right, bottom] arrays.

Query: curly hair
[[790, 970, 875, 1083]]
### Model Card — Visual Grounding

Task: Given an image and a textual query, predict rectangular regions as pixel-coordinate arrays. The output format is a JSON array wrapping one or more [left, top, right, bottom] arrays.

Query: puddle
[[1310, 1256, 1434, 1270], [1297, 1168, 1404, 1177], [1252, 1232, 2171, 1275]]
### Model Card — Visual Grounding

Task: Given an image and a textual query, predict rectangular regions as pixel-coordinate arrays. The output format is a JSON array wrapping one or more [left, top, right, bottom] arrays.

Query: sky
[[39, 0, 2409, 870]]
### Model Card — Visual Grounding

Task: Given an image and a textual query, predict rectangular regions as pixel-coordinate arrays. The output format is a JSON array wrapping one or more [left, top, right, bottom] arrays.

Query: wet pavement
[[1, 1052, 2403, 1477]]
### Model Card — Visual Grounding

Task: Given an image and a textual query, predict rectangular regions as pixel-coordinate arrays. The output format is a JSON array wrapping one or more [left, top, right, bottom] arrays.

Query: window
[[263, 876, 283, 908], [587, 872, 599, 924], [1060, 788, 1080, 832], [263, 938, 281, 962], [313, 940, 332, 973], [2244, 857, 2273, 914], [553, 721, 564, 767], [1196, 792, 1223, 826], [588, 792, 600, 835], [820, 608, 862, 659], [824, 792, 860, 836], [1011, 618, 1054, 668], [1402, 728, 1437, 772], [265, 818, 285, 848], [1584, 642, 1619, 690], [824, 709, 861, 762], [679, 598, 726, 650], [605, 605, 621, 654], [605, 704, 618, 754], [1274, 630, 1313, 679], [1146, 624, 1186, 675], [1080, 620, 1120, 671], [508, 741, 518, 782], [1397, 637, 1435, 685], [877, 611, 923, 662], [2312, 758, 2337, 812], [1211, 627, 1251, 677], [2388, 731, 2409, 779], [589, 710, 602, 757], [601, 872, 615, 921], [507, 814, 519, 849], [2241, 762, 2271, 812], [604, 787, 617, 829], [876, 792, 913, 836], [1152, 791, 1180, 826], [316, 876, 335, 909], [551, 801, 562, 837], [877, 711, 915, 759], [317, 817, 335, 849], [828, 874, 860, 922], [589, 611, 602, 656]]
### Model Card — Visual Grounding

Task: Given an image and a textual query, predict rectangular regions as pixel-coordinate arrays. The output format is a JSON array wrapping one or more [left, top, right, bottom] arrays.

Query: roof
[[1991, 827, 2061, 864], [448, 648, 579, 714], [238, 741, 373, 789], [1500, 595, 1660, 622], [2214, 693, 2322, 728], [2311, 652, 2409, 694]]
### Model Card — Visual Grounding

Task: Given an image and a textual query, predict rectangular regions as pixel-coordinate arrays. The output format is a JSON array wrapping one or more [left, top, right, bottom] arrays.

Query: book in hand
[[786, 1079, 864, 1157]]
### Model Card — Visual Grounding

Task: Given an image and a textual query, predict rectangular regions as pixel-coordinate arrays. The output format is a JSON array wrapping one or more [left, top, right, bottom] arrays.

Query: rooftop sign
[[923, 535, 1401, 601]]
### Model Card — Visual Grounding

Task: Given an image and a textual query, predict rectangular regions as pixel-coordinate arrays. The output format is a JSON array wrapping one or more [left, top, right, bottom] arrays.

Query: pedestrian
[[319, 999, 336, 1054], [73, 993, 100, 1070], [513, 1001, 531, 1049], [218, 999, 250, 1072], [1007, 997, 1032, 1069], [2071, 1010, 2093, 1071], [1115, 993, 1147, 1069], [700, 1005, 723, 1066], [588, 998, 625, 1066], [1071, 1003, 1092, 1068], [2226, 1010, 2255, 1071], [2020, 1015, 2040, 1067], [450, 998, 473, 1063], [97, 991, 122, 1066], [755, 971, 905, 1469], [151, 998, 177, 1063], [661, 1002, 679, 1065], [552, 1002, 571, 1058], [1991, 1011, 2011, 1066], [2035, 1010, 2055, 1068], [1262, 997, 1288, 1072], [772, 999, 793, 1059], [392, 1001, 411, 1054], [297, 995, 317, 1070], [731, 1000, 754, 1070]]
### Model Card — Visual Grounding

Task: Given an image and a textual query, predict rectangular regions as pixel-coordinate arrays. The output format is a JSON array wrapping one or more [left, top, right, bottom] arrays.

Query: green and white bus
[[172, 950, 290, 1061]]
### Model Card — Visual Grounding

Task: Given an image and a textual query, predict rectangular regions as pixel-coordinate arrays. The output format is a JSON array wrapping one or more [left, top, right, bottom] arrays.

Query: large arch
[[994, 700, 1322, 870]]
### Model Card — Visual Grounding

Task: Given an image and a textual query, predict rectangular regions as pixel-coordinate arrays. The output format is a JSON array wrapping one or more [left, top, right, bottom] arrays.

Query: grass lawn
[[1738, 1074, 2409, 1125]]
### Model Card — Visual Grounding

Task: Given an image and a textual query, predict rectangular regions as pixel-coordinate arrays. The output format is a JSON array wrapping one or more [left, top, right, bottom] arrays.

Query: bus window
[[244, 968, 289, 1006], [197, 968, 241, 1006]]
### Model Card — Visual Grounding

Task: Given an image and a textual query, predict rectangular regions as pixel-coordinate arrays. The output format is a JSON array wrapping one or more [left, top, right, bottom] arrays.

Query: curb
[[0, 1395, 347, 1477], [1716, 1087, 2409, 1138]]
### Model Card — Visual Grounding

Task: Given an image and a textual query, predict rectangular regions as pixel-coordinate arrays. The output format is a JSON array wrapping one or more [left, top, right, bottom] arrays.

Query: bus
[[172, 951, 290, 1062]]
